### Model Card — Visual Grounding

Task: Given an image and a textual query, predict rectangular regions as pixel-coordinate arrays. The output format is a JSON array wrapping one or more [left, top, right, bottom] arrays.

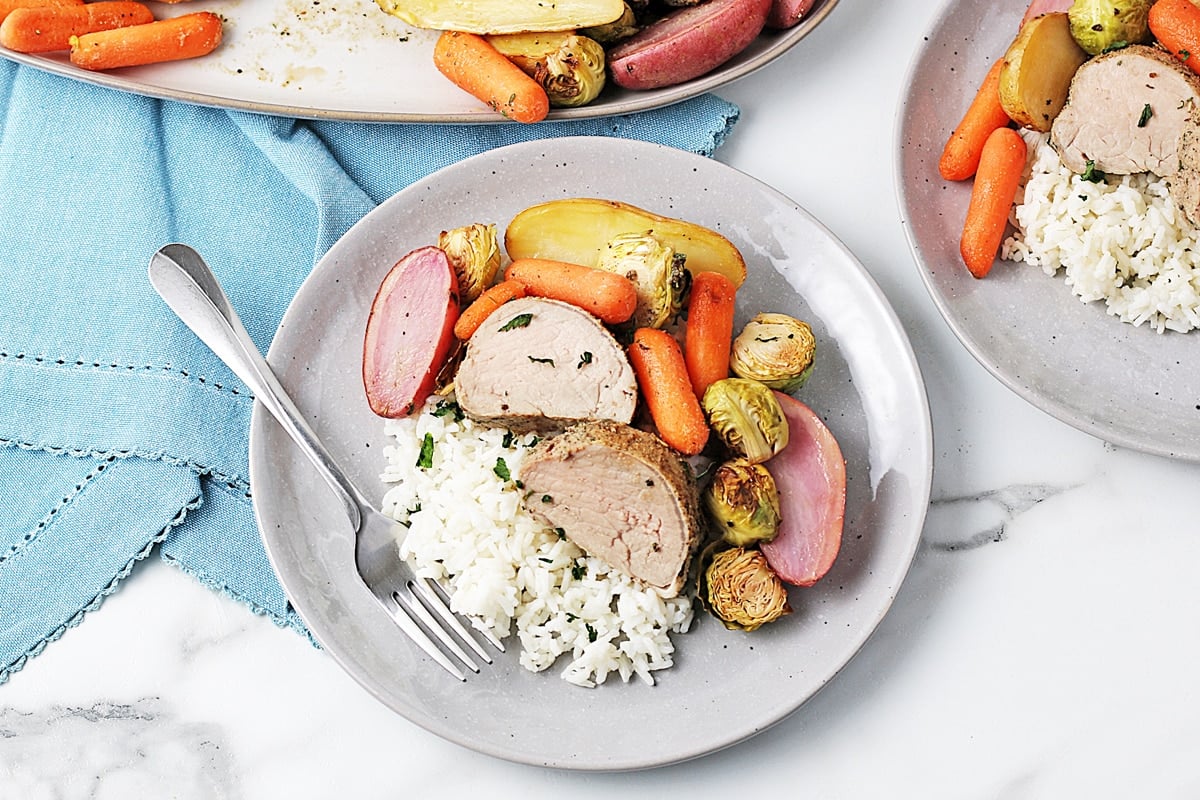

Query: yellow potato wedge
[[375, 0, 624, 34], [999, 12, 1088, 132], [504, 198, 747, 287]]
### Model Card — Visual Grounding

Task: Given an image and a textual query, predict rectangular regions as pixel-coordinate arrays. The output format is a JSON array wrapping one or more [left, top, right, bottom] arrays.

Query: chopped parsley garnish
[[585, 623, 597, 643], [501, 430, 514, 448], [755, 335, 780, 343], [416, 433, 434, 469], [541, 494, 553, 503], [527, 355, 555, 366], [499, 313, 533, 331], [1081, 160, 1105, 183], [432, 400, 463, 421], [577, 351, 593, 369], [493, 457, 511, 481], [571, 561, 585, 580], [1138, 103, 1153, 128], [554, 527, 566, 540]]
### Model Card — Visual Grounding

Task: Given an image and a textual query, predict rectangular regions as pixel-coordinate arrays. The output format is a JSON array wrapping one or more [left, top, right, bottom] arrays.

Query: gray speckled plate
[[2, 0, 838, 122], [248, 137, 932, 770], [897, 0, 1200, 461]]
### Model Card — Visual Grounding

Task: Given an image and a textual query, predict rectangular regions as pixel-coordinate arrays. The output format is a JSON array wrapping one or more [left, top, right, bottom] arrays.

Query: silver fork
[[148, 243, 503, 681]]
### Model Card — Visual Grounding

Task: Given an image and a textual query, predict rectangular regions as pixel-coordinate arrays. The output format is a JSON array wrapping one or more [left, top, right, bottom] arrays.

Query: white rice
[[378, 396, 693, 688], [1000, 131, 1200, 333]]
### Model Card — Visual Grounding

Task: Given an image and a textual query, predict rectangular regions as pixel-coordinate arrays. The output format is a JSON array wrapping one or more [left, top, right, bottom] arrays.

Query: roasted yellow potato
[[504, 198, 748, 288], [375, 0, 625, 35], [999, 12, 1088, 132]]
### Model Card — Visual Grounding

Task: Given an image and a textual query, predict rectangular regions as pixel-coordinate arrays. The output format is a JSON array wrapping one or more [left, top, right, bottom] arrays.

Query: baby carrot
[[960, 127, 1027, 279], [0, 0, 81, 25], [453, 279, 527, 340], [432, 30, 550, 124], [505, 257, 637, 324], [69, 11, 221, 71], [684, 271, 737, 399], [628, 328, 710, 456], [1, 1, 152, 54], [939, 59, 1013, 181], [1149, 0, 1200, 76]]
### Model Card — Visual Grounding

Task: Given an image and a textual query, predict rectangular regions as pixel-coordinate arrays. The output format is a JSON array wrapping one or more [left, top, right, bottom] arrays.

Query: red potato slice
[[1021, 0, 1072, 28], [608, 0, 772, 90], [766, 0, 815, 30], [362, 246, 460, 418], [759, 391, 846, 587]]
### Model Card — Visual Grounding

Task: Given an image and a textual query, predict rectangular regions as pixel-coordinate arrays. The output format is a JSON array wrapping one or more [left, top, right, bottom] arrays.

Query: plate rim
[[249, 136, 934, 769]]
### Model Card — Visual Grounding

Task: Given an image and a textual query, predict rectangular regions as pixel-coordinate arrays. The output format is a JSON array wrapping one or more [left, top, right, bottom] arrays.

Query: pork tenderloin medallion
[[519, 420, 703, 598], [454, 296, 637, 431], [1050, 44, 1200, 178]]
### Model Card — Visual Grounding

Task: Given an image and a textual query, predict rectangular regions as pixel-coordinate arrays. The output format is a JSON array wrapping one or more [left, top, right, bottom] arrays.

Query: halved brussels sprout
[[580, 3, 639, 43], [488, 32, 607, 108], [438, 223, 500, 305], [701, 378, 789, 463], [730, 312, 816, 391], [1068, 0, 1152, 55], [704, 458, 781, 547], [699, 545, 791, 631], [595, 232, 690, 328]]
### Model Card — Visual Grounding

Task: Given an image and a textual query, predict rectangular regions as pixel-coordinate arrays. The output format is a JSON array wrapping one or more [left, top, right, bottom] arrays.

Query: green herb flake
[[527, 355, 555, 366], [432, 400, 463, 421], [554, 527, 566, 540], [541, 494, 553, 503], [571, 561, 585, 580], [755, 335, 780, 343], [1138, 103, 1153, 128], [416, 433, 434, 469], [493, 457, 511, 481], [502, 430, 514, 448], [1081, 160, 1105, 183], [577, 351, 593, 369], [499, 313, 533, 332], [585, 623, 597, 643]]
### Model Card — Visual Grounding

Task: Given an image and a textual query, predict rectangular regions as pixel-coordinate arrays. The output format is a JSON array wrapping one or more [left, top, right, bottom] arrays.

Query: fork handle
[[149, 243, 366, 531]]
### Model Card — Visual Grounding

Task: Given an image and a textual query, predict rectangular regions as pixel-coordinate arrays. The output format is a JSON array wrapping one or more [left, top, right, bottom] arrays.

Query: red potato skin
[[759, 391, 846, 587], [1020, 0, 1071, 27], [362, 246, 460, 418], [608, 0, 772, 90], [766, 0, 815, 30]]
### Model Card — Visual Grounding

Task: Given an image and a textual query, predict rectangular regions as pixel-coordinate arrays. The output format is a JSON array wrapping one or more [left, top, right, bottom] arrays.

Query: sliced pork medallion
[[520, 420, 703, 598], [1050, 44, 1200, 177], [454, 296, 638, 430]]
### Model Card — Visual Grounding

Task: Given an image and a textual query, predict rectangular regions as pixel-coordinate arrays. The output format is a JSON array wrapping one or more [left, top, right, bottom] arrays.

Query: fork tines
[[392, 578, 505, 681]]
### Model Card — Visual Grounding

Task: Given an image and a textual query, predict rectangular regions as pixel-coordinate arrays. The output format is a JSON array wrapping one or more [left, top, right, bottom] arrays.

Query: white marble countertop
[[6, 0, 1200, 796]]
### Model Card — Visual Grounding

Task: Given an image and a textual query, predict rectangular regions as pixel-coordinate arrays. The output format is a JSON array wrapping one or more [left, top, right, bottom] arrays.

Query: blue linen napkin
[[0, 59, 739, 684]]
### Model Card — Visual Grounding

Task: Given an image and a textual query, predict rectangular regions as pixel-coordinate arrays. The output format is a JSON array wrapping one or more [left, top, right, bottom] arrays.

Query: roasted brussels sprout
[[595, 231, 690, 328], [580, 3, 639, 44], [487, 32, 607, 108], [1068, 0, 1152, 55], [700, 545, 791, 631], [704, 458, 781, 547], [701, 378, 789, 463], [438, 223, 500, 305], [730, 312, 816, 391]]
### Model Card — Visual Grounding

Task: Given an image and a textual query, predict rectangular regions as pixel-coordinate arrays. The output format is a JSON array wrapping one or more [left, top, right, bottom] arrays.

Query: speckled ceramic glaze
[[248, 138, 932, 770], [896, 0, 1200, 462], [1, 0, 838, 122]]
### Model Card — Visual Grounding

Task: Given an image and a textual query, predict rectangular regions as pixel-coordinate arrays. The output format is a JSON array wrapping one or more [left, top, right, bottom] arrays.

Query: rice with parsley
[[378, 396, 693, 688], [1001, 130, 1200, 333]]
